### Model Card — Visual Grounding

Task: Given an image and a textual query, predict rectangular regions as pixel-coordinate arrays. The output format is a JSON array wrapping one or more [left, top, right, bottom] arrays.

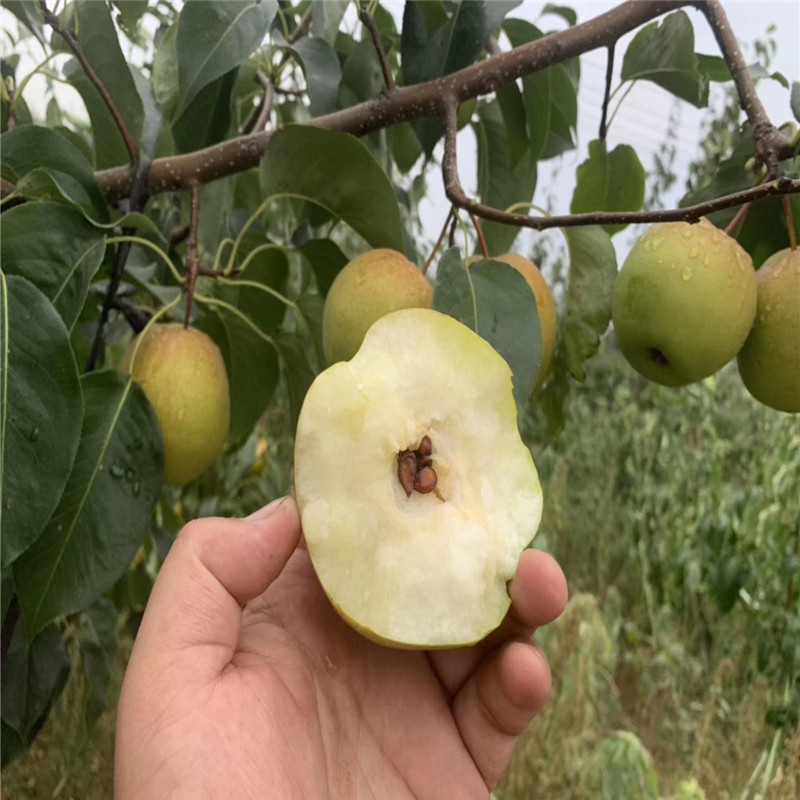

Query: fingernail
[[246, 496, 287, 521]]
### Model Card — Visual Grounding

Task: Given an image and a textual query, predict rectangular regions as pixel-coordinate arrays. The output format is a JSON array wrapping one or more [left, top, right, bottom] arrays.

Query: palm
[[115, 502, 566, 799]]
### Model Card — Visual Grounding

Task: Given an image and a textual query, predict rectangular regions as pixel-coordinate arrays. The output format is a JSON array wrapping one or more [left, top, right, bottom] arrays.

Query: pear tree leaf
[[791, 81, 800, 123], [76, 598, 118, 729], [275, 332, 318, 433], [339, 38, 384, 105], [1, 622, 69, 768], [2, 1, 46, 43], [312, 0, 349, 45], [1, 276, 83, 570], [297, 238, 349, 298], [560, 226, 617, 381], [278, 35, 342, 116], [14, 371, 164, 637], [472, 100, 537, 255], [175, 0, 277, 116], [570, 139, 646, 236], [697, 53, 731, 82], [0, 125, 108, 222], [260, 126, 404, 251], [0, 203, 106, 329], [433, 248, 540, 409], [621, 10, 709, 108], [172, 68, 238, 153], [541, 4, 577, 27]]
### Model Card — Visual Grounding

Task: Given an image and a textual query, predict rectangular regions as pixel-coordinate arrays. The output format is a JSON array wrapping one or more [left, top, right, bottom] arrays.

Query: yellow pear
[[322, 249, 433, 364], [737, 247, 800, 413], [122, 324, 230, 486]]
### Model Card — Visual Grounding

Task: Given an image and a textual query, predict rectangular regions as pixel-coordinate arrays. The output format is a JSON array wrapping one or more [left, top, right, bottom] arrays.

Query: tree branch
[[359, 4, 395, 92], [183, 184, 202, 328], [95, 0, 687, 199], [599, 43, 615, 140], [694, 0, 794, 174], [39, 1, 138, 166], [443, 98, 799, 230]]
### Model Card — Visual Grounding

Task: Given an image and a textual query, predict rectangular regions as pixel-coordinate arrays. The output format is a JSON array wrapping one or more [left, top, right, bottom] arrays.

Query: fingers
[[452, 639, 551, 790], [128, 496, 301, 677], [429, 549, 567, 696]]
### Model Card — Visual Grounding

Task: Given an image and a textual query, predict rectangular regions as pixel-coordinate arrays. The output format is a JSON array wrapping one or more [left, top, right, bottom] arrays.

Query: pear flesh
[[294, 308, 543, 648]]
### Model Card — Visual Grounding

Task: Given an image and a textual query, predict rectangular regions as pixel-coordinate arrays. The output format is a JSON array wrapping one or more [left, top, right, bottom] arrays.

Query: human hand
[[115, 497, 567, 799]]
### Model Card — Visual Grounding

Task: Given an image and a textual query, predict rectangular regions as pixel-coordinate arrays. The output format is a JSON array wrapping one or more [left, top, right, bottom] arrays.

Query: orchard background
[[1, 0, 799, 797]]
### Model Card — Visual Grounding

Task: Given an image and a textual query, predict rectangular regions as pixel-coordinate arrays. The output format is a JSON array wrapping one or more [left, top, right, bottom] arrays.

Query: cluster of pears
[[612, 218, 799, 413], [299, 246, 554, 647]]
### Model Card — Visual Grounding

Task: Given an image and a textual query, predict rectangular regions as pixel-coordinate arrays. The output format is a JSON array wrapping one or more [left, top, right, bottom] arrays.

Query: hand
[[115, 497, 567, 799]]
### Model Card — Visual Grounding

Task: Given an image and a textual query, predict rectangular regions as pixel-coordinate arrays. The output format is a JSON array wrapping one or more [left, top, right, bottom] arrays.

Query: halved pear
[[294, 308, 543, 648]]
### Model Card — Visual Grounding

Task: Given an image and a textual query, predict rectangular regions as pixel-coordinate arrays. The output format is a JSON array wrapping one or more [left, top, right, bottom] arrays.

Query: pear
[[612, 218, 757, 386], [322, 248, 433, 364], [737, 247, 800, 413], [294, 308, 543, 648], [122, 324, 230, 486]]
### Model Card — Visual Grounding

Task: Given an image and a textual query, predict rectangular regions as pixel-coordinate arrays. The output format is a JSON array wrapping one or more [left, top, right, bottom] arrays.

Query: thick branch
[[40, 1, 138, 165], [695, 0, 794, 173], [183, 184, 202, 328], [443, 99, 800, 230], [95, 0, 686, 199]]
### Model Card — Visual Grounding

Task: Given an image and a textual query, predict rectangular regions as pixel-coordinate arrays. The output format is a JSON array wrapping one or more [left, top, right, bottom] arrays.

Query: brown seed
[[417, 435, 433, 458], [397, 452, 417, 497], [414, 465, 438, 494]]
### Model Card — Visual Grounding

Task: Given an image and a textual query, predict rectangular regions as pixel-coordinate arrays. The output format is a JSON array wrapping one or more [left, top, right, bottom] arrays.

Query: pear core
[[612, 219, 757, 386], [294, 308, 543, 648], [122, 324, 230, 486], [322, 249, 433, 364], [737, 248, 800, 413]]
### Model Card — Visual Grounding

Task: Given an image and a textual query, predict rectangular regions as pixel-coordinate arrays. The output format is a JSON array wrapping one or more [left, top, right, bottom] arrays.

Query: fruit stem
[[123, 293, 184, 374], [470, 213, 489, 259], [782, 195, 797, 250], [423, 206, 455, 274]]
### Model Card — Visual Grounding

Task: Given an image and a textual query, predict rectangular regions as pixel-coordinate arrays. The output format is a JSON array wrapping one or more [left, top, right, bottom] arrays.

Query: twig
[[39, 1, 138, 165], [3, 78, 17, 131], [485, 36, 502, 57], [448, 214, 458, 248], [599, 43, 615, 140], [424, 207, 455, 274], [359, 4, 395, 92], [183, 184, 203, 329], [273, 85, 305, 98], [695, 0, 793, 174], [94, 0, 688, 199], [112, 298, 150, 333], [784, 195, 798, 250], [470, 213, 489, 258], [443, 97, 800, 230], [724, 202, 751, 235], [289, 6, 313, 44], [253, 72, 275, 132]]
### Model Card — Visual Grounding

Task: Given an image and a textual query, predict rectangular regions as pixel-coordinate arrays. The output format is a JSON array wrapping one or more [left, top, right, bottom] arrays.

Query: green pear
[[737, 247, 800, 413], [612, 218, 757, 386], [322, 249, 433, 364], [122, 324, 230, 486], [295, 308, 542, 648]]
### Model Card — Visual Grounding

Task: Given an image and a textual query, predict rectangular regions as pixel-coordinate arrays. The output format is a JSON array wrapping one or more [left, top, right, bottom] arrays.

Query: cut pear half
[[294, 308, 543, 648]]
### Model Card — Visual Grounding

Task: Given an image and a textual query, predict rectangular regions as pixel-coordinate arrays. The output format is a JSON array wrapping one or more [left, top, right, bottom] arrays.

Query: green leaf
[[339, 38, 384, 105], [275, 332, 317, 433], [283, 35, 342, 116], [172, 68, 238, 153], [0, 125, 108, 222], [791, 81, 800, 124], [570, 139, 645, 235], [433, 248, 540, 408], [312, 0, 349, 46], [196, 309, 280, 444], [260, 126, 404, 251], [1, 622, 69, 768], [497, 81, 529, 168], [0, 203, 106, 329], [472, 100, 537, 255], [621, 10, 709, 108], [76, 597, 118, 729], [390, 122, 423, 174], [65, 0, 146, 164], [697, 53, 731, 82], [3, 1, 45, 43], [14, 371, 164, 637], [152, 19, 179, 119], [1, 276, 83, 569], [541, 4, 577, 27], [175, 0, 277, 116], [560, 226, 616, 381], [297, 238, 349, 298]]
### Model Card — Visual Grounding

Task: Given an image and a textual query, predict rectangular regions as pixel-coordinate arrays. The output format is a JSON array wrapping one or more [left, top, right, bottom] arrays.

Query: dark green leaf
[[339, 38, 384, 105], [1, 276, 83, 569], [484, 1, 522, 34], [560, 226, 616, 381], [541, 4, 577, 26], [112, 0, 149, 43], [791, 81, 800, 123], [297, 237, 349, 297], [312, 0, 349, 45], [196, 310, 280, 444], [77, 597, 118, 729], [472, 101, 537, 254], [0, 125, 108, 222], [14, 371, 163, 637], [433, 248, 540, 408], [275, 331, 317, 433], [1, 203, 106, 328], [1, 622, 69, 768], [390, 122, 423, 174], [621, 10, 709, 108], [172, 68, 238, 152], [297, 293, 325, 359], [697, 53, 731, 82], [175, 0, 277, 116], [288, 36, 342, 116], [497, 81, 529, 167], [261, 126, 404, 251], [570, 139, 645, 235]]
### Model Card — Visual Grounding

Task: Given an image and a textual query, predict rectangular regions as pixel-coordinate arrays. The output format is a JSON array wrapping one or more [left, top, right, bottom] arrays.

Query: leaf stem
[[193, 294, 278, 353], [106, 235, 184, 285], [423, 207, 455, 275], [216, 277, 298, 312], [783, 195, 797, 250]]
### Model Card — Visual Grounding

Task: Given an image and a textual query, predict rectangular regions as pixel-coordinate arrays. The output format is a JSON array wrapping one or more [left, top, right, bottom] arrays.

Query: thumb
[[128, 496, 301, 677]]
